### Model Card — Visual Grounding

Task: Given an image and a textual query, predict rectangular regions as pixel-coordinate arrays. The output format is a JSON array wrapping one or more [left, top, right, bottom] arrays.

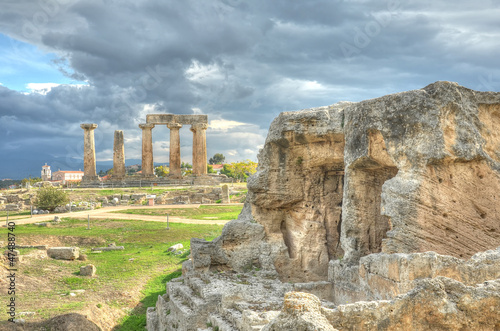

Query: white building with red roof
[[51, 170, 84, 184]]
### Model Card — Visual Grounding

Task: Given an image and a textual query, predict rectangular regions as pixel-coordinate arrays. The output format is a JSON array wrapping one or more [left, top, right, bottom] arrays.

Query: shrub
[[35, 186, 69, 211]]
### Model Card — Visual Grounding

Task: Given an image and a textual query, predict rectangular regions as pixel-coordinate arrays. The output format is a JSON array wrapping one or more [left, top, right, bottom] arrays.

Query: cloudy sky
[[1, 0, 499, 179]]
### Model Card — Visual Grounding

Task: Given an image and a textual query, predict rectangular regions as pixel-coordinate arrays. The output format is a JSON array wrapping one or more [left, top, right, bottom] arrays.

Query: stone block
[[168, 243, 183, 253], [47, 247, 79, 260], [80, 264, 96, 277]]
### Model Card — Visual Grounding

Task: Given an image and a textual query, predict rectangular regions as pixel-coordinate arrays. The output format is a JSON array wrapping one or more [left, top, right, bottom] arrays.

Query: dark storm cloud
[[1, 0, 500, 178]]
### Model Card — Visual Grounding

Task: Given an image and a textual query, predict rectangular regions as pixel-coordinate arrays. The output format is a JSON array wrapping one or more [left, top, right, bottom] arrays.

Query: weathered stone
[[147, 82, 500, 331], [167, 123, 183, 178], [221, 184, 230, 203], [167, 243, 183, 253], [139, 123, 155, 177], [131, 194, 147, 200], [80, 264, 96, 277], [113, 130, 126, 178], [190, 123, 208, 176], [321, 277, 500, 330], [43, 313, 101, 331], [47, 247, 79, 260], [80, 123, 98, 181], [4, 249, 22, 263], [263, 292, 336, 331], [91, 246, 124, 251]]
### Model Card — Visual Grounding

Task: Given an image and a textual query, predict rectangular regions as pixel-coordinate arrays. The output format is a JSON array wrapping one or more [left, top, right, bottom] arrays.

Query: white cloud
[[25, 83, 88, 95], [209, 119, 246, 131], [26, 83, 61, 95]]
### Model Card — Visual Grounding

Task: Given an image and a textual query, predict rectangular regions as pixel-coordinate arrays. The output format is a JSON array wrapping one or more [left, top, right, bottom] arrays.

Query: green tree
[[181, 162, 192, 169], [155, 165, 169, 177], [207, 165, 216, 173], [209, 153, 225, 165], [221, 160, 257, 182], [34, 186, 69, 212], [21, 177, 42, 186]]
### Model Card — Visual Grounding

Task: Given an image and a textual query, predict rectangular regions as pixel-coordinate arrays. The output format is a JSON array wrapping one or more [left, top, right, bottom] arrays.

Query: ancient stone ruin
[[147, 82, 500, 330], [80, 114, 231, 187]]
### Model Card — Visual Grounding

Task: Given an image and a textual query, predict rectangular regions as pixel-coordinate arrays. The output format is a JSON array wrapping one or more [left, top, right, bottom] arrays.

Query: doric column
[[190, 123, 209, 176], [80, 123, 98, 181], [139, 123, 155, 177], [167, 123, 183, 178], [113, 130, 125, 178]]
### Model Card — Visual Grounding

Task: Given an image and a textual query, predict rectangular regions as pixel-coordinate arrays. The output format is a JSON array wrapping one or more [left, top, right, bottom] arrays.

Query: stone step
[[169, 281, 207, 311], [218, 308, 243, 328], [208, 314, 238, 331], [185, 276, 210, 296], [168, 291, 195, 317]]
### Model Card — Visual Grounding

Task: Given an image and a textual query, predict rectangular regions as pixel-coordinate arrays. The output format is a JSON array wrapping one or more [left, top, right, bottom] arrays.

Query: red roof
[[52, 171, 84, 174], [211, 164, 224, 170]]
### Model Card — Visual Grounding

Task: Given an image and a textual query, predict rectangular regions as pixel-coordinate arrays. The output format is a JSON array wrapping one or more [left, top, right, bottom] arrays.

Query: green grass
[[90, 187, 197, 196], [117, 269, 183, 330], [111, 204, 243, 220], [0, 210, 31, 218], [9, 218, 223, 327]]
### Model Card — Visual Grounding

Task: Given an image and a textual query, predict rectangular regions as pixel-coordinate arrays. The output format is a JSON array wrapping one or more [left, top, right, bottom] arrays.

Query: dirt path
[[6, 203, 242, 226]]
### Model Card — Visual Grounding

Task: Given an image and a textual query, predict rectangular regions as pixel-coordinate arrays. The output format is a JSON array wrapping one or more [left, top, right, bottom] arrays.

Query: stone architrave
[[167, 123, 183, 178], [113, 130, 125, 178], [80, 124, 98, 181], [139, 123, 155, 177], [190, 123, 209, 176]]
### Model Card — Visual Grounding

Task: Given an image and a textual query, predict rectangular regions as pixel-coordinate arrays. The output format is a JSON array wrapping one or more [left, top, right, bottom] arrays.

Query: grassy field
[[1, 218, 223, 329], [0, 210, 31, 217], [111, 204, 243, 220]]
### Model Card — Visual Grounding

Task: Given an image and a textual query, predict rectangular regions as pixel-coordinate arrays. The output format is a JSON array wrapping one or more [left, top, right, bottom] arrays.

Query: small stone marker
[[80, 264, 96, 277], [222, 184, 230, 203]]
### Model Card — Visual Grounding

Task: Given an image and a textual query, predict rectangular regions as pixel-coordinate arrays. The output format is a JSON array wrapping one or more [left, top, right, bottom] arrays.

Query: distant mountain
[[0, 157, 169, 180]]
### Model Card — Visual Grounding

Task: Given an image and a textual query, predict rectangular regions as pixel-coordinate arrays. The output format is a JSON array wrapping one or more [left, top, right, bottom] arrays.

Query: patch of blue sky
[[0, 33, 85, 92]]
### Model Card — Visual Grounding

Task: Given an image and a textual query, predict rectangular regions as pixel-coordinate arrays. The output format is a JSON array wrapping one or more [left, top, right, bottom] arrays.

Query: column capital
[[139, 123, 155, 130], [190, 123, 209, 132], [81, 123, 98, 130], [167, 122, 183, 130]]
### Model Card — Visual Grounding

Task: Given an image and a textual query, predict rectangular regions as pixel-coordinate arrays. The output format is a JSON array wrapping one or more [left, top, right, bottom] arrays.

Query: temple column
[[139, 123, 155, 177], [190, 123, 209, 176], [167, 123, 183, 178], [80, 123, 98, 181], [113, 130, 125, 178]]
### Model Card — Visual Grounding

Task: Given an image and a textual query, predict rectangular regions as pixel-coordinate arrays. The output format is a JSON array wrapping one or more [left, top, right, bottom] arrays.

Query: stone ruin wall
[[147, 82, 500, 330], [245, 81, 500, 285]]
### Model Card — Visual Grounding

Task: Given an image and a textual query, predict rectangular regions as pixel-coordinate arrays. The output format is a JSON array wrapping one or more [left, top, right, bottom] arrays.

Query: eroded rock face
[[147, 82, 500, 330]]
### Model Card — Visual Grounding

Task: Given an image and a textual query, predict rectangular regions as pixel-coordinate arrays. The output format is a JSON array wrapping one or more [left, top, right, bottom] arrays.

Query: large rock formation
[[147, 82, 500, 330]]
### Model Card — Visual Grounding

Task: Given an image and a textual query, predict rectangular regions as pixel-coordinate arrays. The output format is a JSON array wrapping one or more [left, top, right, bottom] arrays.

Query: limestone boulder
[[322, 277, 500, 330], [47, 247, 79, 260], [167, 243, 183, 253], [263, 292, 336, 331]]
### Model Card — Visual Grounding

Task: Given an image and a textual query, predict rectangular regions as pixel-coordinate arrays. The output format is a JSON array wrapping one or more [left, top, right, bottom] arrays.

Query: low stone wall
[[79, 175, 233, 188]]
